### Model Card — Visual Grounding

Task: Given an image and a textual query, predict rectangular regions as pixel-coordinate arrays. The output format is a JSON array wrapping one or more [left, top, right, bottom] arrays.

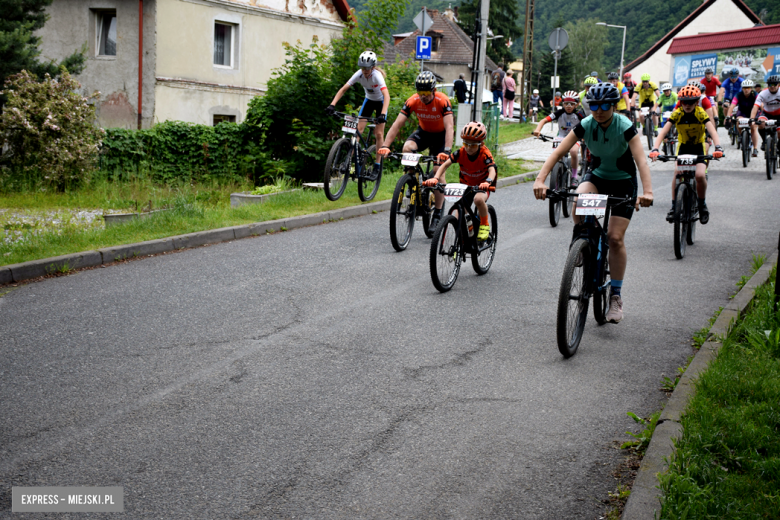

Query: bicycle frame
[[332, 111, 378, 179], [444, 187, 496, 257]]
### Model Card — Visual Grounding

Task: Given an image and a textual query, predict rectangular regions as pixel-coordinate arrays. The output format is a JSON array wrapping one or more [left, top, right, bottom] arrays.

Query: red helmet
[[562, 90, 578, 103], [623, 72, 632, 79], [461, 121, 487, 142]]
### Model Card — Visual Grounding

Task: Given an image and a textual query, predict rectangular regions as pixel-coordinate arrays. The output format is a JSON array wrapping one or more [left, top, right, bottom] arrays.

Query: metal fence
[[452, 103, 500, 153]]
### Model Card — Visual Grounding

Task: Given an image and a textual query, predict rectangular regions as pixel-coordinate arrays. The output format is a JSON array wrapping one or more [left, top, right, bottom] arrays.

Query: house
[[622, 0, 760, 84], [36, 0, 351, 129]]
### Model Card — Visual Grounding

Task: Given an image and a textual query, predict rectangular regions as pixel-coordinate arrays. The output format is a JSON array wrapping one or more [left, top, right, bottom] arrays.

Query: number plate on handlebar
[[552, 137, 564, 149], [641, 107, 650, 116], [575, 194, 608, 216], [676, 154, 697, 171], [443, 183, 468, 202], [738, 117, 751, 128], [766, 119, 777, 127], [401, 153, 422, 166], [341, 116, 359, 134]]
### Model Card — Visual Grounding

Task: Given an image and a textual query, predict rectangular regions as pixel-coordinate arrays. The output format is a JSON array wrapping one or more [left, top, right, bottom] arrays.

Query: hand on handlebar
[[532, 179, 548, 200], [637, 193, 654, 209], [649, 149, 660, 161], [437, 152, 450, 163], [377, 147, 391, 157], [532, 130, 541, 137], [423, 178, 439, 187], [325, 105, 336, 115], [479, 182, 492, 191]]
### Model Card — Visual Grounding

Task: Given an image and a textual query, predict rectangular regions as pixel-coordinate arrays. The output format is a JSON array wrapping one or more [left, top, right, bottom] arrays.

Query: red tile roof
[[623, 0, 760, 73], [667, 23, 780, 55]]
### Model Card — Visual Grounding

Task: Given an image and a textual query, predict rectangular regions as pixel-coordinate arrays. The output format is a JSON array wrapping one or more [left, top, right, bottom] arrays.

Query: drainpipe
[[137, 0, 143, 129]]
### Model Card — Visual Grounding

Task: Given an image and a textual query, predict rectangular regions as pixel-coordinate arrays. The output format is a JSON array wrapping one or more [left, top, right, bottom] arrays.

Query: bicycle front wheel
[[742, 131, 750, 167], [420, 186, 437, 238], [358, 145, 381, 201], [389, 174, 417, 251], [593, 251, 610, 325], [561, 166, 572, 218], [557, 238, 591, 358], [673, 183, 688, 259], [548, 163, 563, 227], [430, 215, 462, 292], [645, 122, 654, 150], [472, 205, 498, 275], [324, 138, 351, 201], [767, 135, 776, 180]]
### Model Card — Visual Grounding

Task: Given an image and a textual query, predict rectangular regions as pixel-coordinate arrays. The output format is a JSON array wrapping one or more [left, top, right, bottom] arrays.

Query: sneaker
[[666, 207, 675, 222], [570, 176, 580, 188], [654, 129, 658, 137], [606, 295, 623, 323], [477, 224, 490, 241], [430, 209, 442, 230], [752, 148, 759, 157], [365, 164, 380, 181], [699, 203, 709, 225], [761, 141, 766, 151]]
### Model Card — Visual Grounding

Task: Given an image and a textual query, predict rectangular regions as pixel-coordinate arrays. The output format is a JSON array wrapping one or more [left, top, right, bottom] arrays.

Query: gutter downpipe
[[138, 0, 143, 129]]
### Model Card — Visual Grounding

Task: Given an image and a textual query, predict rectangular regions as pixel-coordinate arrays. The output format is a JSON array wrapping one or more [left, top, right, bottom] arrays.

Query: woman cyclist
[[533, 90, 583, 184], [533, 83, 654, 324], [326, 50, 390, 179], [726, 79, 757, 156]]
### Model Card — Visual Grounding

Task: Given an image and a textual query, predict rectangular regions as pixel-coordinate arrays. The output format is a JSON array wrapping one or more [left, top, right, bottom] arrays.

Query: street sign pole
[[421, 7, 426, 72], [473, 0, 490, 122]]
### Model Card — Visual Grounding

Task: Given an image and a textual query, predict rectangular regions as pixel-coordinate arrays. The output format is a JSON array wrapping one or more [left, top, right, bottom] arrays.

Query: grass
[[497, 121, 536, 145], [659, 264, 780, 518]]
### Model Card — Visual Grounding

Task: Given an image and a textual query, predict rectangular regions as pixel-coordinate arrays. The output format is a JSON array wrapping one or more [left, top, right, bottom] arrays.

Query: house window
[[97, 12, 117, 56], [432, 37, 440, 52], [213, 114, 236, 125], [214, 22, 234, 67]]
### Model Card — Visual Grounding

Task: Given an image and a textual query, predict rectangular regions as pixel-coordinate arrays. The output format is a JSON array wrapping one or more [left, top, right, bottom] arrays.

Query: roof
[[667, 23, 780, 54], [623, 0, 760, 73], [332, 0, 352, 22], [383, 10, 498, 71]]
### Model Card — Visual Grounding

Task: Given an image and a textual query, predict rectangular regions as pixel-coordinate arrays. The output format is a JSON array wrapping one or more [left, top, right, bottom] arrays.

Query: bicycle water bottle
[[466, 215, 474, 237]]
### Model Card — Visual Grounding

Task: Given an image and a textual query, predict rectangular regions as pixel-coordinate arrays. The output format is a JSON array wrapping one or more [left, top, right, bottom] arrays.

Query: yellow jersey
[[668, 106, 710, 145], [615, 81, 628, 111], [636, 81, 659, 104]]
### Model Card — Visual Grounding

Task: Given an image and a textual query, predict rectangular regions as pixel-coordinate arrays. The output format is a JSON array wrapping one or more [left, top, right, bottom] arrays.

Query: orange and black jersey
[[450, 145, 496, 185], [401, 92, 453, 133]]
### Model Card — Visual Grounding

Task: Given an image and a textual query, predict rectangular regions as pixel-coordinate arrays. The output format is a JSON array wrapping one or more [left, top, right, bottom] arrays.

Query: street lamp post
[[596, 22, 627, 79]]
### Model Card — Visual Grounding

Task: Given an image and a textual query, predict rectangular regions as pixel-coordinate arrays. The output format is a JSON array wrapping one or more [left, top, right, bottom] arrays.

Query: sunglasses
[[563, 102, 577, 107], [768, 83, 779, 88], [681, 99, 697, 105], [589, 103, 613, 112], [462, 140, 481, 147], [417, 90, 433, 97], [360, 67, 373, 72]]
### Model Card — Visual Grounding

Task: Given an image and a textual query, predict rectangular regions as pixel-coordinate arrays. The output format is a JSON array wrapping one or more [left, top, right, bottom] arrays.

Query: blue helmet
[[584, 82, 620, 105], [730, 67, 739, 78]]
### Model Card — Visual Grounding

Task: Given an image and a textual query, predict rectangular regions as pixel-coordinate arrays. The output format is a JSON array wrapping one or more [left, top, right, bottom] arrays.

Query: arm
[[532, 118, 549, 136], [750, 102, 760, 119], [532, 130, 580, 199], [705, 120, 721, 147], [651, 120, 673, 152], [381, 88, 390, 117], [431, 158, 452, 183], [628, 135, 654, 207], [380, 112, 408, 150], [443, 113, 454, 150], [329, 83, 352, 107]]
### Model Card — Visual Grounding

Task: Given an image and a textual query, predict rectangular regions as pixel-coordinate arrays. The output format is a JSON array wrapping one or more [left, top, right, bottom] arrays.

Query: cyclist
[[528, 89, 544, 119], [578, 77, 599, 117], [632, 73, 660, 136], [623, 72, 637, 101], [532, 90, 584, 184], [326, 50, 390, 179], [700, 67, 721, 108], [726, 79, 757, 156], [607, 72, 631, 117], [423, 122, 496, 241], [378, 70, 454, 229], [750, 75, 780, 155], [657, 84, 678, 149], [719, 67, 743, 108], [650, 85, 723, 226], [552, 91, 563, 111], [532, 82, 654, 323]]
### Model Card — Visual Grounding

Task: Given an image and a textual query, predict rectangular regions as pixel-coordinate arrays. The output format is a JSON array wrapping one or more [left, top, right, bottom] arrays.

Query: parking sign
[[416, 36, 432, 60]]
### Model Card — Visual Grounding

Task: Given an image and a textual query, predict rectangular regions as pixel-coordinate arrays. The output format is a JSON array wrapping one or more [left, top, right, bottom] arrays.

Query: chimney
[[444, 4, 455, 21]]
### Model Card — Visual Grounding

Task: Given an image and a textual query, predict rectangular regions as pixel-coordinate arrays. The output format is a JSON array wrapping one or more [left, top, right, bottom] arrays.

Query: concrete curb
[[0, 172, 537, 285], [622, 250, 779, 520]]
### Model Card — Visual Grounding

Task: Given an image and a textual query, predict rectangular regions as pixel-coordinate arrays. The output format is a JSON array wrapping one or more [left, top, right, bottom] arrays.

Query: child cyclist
[[423, 122, 496, 241], [650, 85, 723, 225], [326, 50, 390, 179], [533, 90, 584, 184]]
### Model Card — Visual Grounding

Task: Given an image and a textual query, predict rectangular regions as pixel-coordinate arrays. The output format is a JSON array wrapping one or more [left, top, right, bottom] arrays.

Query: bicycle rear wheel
[[548, 163, 563, 227], [742, 131, 750, 167], [421, 186, 437, 238], [561, 165, 572, 218], [389, 174, 417, 251], [644, 121, 653, 150], [767, 134, 776, 180], [557, 238, 590, 358], [593, 251, 610, 325], [673, 183, 688, 259], [323, 138, 351, 201], [430, 215, 462, 292], [686, 184, 697, 246], [730, 126, 737, 146], [358, 145, 381, 201], [472, 205, 498, 275]]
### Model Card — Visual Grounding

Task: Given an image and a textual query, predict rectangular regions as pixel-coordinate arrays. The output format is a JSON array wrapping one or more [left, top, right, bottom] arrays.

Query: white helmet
[[742, 79, 754, 88], [532, 89, 539, 94], [358, 51, 377, 68], [661, 83, 672, 91]]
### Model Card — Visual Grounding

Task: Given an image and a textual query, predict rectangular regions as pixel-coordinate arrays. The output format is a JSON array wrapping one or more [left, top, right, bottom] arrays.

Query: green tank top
[[576, 114, 637, 180]]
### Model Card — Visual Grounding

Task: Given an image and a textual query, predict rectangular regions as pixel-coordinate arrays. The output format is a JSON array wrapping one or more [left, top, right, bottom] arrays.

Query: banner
[[673, 56, 691, 87], [759, 47, 780, 81], [672, 53, 717, 87], [715, 48, 769, 82]]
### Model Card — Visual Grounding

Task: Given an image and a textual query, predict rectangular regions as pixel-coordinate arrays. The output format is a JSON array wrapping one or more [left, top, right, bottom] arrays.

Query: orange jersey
[[450, 145, 496, 185], [400, 92, 453, 133]]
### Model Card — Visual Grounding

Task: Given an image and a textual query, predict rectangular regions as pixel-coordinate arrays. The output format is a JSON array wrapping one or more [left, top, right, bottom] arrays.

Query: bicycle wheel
[[357, 145, 380, 201], [548, 162, 563, 227], [472, 205, 498, 275], [742, 131, 750, 167], [323, 138, 351, 201], [673, 183, 688, 259], [556, 238, 591, 358], [767, 134, 776, 180], [420, 186, 437, 238], [645, 122, 654, 150], [389, 174, 417, 252], [592, 249, 610, 325], [561, 165, 572, 218], [430, 215, 462, 292], [730, 126, 737, 146]]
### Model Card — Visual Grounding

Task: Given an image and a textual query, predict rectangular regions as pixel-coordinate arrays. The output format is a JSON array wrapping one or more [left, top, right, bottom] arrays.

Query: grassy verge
[[498, 121, 536, 145], [659, 263, 780, 518]]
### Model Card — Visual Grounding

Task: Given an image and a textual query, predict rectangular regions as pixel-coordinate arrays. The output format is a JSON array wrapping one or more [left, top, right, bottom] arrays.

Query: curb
[[0, 171, 539, 286], [622, 250, 779, 520]]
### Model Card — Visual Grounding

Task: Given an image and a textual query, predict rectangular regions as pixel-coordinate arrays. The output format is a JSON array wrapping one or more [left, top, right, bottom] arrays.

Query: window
[[213, 115, 236, 125], [214, 23, 234, 67], [97, 12, 117, 56]]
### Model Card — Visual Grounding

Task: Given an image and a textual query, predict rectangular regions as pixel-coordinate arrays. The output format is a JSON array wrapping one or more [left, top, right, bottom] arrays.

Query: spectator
[[453, 73, 468, 103], [503, 70, 516, 119], [490, 64, 506, 109]]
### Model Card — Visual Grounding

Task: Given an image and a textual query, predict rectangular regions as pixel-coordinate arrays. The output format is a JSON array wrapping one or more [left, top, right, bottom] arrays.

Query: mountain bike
[[323, 112, 382, 202], [545, 188, 640, 357], [640, 106, 654, 150], [629, 106, 639, 129], [761, 118, 778, 180], [530, 106, 540, 123], [659, 111, 678, 156], [736, 117, 753, 167], [536, 134, 572, 227], [725, 116, 739, 147], [386, 152, 440, 252], [656, 154, 719, 259], [429, 183, 497, 292]]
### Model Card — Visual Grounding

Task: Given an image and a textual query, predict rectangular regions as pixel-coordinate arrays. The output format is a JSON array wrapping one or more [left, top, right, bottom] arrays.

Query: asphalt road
[[2, 146, 779, 519]]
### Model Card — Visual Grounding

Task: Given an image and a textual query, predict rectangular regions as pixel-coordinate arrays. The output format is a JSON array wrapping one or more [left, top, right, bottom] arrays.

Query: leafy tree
[[538, 38, 576, 107], [563, 19, 608, 88], [456, 0, 523, 65]]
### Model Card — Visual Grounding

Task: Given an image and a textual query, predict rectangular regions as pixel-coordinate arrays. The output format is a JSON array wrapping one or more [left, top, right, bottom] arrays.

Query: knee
[[608, 233, 624, 250]]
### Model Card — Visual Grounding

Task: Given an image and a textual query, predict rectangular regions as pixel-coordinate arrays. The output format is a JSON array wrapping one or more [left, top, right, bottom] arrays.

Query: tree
[[563, 19, 608, 88], [538, 43, 576, 106], [457, 0, 523, 66]]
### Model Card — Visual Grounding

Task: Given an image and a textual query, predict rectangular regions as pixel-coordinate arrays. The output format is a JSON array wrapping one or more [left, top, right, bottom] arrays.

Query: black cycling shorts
[[678, 143, 706, 156], [406, 128, 446, 155], [579, 173, 638, 220], [640, 100, 655, 109], [359, 99, 384, 119]]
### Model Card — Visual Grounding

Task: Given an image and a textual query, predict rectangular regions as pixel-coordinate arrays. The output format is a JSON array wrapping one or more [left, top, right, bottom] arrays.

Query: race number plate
[[738, 117, 751, 128], [766, 119, 777, 127], [662, 111, 672, 121], [443, 183, 468, 202], [676, 154, 697, 171], [401, 153, 422, 166], [341, 116, 359, 134], [552, 137, 563, 149], [641, 107, 650, 116], [575, 193, 608, 216]]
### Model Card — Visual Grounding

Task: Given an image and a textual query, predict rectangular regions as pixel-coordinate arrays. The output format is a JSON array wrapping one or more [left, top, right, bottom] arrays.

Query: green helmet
[[641, 73, 651, 81], [584, 76, 598, 85]]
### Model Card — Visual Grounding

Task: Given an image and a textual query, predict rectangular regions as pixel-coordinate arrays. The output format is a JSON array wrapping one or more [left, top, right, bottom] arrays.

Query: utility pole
[[472, 0, 490, 122], [520, 0, 534, 120]]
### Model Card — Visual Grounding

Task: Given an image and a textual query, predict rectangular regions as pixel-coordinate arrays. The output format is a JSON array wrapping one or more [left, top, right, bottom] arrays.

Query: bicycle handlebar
[[545, 188, 649, 207], [655, 154, 719, 162], [385, 152, 439, 163], [330, 111, 382, 124], [535, 134, 557, 142], [430, 182, 496, 193]]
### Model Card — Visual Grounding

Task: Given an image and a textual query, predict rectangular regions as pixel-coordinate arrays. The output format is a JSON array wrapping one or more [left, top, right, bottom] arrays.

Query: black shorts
[[406, 128, 446, 155], [580, 173, 638, 220], [640, 100, 655, 109], [678, 143, 706, 156], [359, 99, 384, 119]]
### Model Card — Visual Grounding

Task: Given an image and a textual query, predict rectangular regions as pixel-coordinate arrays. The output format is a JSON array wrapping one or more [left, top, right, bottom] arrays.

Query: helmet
[[584, 76, 598, 85], [688, 79, 704, 91], [768, 75, 780, 84], [415, 70, 436, 91], [532, 89, 539, 94], [461, 121, 487, 142], [704, 67, 713, 74], [741, 79, 754, 88], [585, 82, 620, 105], [554, 91, 561, 97], [590, 71, 599, 77], [607, 72, 620, 80], [730, 67, 739, 78], [562, 90, 578, 102], [623, 72, 632, 79], [641, 73, 651, 81], [678, 85, 701, 101], [357, 51, 377, 68], [661, 83, 672, 91]]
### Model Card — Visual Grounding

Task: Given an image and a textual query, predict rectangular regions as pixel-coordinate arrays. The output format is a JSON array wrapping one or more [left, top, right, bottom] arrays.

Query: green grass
[[498, 121, 536, 145], [659, 264, 780, 518]]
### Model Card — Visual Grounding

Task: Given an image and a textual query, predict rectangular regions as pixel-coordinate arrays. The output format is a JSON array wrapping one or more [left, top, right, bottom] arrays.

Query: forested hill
[[349, 0, 779, 70]]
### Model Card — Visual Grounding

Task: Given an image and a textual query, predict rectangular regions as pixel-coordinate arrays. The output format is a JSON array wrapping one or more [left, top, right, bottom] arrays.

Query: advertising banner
[[716, 48, 769, 81], [672, 53, 717, 86]]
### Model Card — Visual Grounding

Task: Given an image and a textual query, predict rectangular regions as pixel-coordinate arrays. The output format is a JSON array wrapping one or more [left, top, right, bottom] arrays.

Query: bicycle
[[761, 118, 778, 180], [725, 115, 740, 147], [736, 117, 753, 168], [386, 152, 440, 252], [546, 188, 640, 357], [429, 183, 497, 292], [659, 111, 678, 156], [656, 154, 720, 259], [640, 106, 655, 150], [629, 105, 639, 129], [530, 106, 540, 123], [323, 111, 382, 202], [536, 134, 573, 227]]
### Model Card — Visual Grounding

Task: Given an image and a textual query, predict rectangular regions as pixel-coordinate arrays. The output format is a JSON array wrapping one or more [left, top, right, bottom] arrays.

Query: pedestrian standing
[[453, 73, 468, 104], [490, 64, 506, 110], [503, 70, 516, 119]]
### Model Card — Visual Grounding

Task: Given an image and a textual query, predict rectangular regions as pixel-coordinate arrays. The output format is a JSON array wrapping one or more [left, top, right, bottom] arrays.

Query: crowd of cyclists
[[325, 49, 780, 326]]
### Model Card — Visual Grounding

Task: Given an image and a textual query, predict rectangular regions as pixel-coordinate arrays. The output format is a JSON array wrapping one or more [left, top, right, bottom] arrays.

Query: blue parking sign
[[416, 36, 432, 60]]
